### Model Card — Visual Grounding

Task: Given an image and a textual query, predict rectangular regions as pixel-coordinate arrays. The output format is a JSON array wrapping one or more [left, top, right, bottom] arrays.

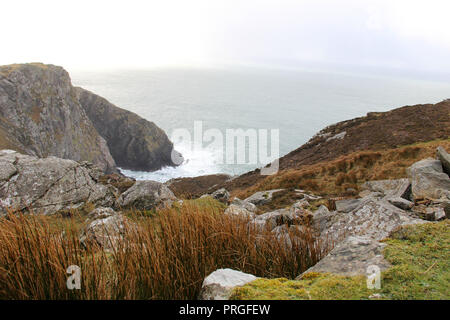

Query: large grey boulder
[[117, 180, 177, 210], [361, 178, 411, 199], [335, 198, 363, 213], [199, 269, 257, 300], [298, 236, 391, 278], [436, 146, 450, 175], [224, 199, 256, 219], [244, 189, 284, 205], [311, 205, 335, 234], [87, 207, 116, 220], [314, 197, 425, 243], [76, 87, 181, 172], [80, 210, 133, 251], [211, 188, 230, 203], [387, 197, 414, 210], [224, 205, 255, 219], [231, 198, 257, 212], [0, 63, 117, 173], [0, 150, 117, 215], [407, 158, 450, 201], [302, 196, 426, 280]]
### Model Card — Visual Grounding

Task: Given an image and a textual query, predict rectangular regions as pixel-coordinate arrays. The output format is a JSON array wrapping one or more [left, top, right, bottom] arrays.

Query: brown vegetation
[[221, 101, 450, 194], [0, 201, 329, 299], [231, 139, 450, 200], [166, 174, 231, 198]]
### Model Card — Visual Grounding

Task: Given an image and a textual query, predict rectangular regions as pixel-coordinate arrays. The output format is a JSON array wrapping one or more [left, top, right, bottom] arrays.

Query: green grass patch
[[231, 220, 450, 300], [181, 196, 227, 212]]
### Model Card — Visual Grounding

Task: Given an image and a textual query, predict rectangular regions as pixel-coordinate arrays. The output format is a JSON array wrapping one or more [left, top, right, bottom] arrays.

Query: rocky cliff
[[0, 63, 117, 173], [76, 87, 181, 172], [0, 63, 180, 173]]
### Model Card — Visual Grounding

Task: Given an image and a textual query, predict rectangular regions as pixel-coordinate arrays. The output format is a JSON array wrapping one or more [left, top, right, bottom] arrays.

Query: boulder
[[80, 211, 132, 251], [412, 205, 446, 221], [231, 198, 257, 212], [211, 188, 230, 203], [224, 204, 255, 219], [199, 269, 257, 300], [436, 146, 450, 175], [407, 159, 450, 201], [87, 207, 116, 220], [247, 219, 268, 232], [387, 197, 414, 211], [244, 189, 284, 206], [361, 178, 411, 199], [315, 198, 425, 243], [297, 236, 391, 278], [311, 205, 336, 234], [271, 225, 289, 236], [435, 207, 447, 221], [335, 198, 363, 213], [117, 180, 177, 210], [315, 204, 331, 216], [0, 150, 117, 215], [271, 225, 293, 249]]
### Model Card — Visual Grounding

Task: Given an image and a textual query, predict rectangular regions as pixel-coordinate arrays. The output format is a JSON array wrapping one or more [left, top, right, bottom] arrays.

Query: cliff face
[[0, 63, 117, 173], [76, 87, 180, 172], [0, 63, 179, 173]]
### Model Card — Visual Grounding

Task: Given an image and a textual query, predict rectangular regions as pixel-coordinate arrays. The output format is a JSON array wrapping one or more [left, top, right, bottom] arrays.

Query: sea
[[71, 66, 450, 182]]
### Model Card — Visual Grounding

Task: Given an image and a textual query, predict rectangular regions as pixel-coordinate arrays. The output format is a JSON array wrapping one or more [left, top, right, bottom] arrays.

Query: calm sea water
[[71, 66, 450, 182]]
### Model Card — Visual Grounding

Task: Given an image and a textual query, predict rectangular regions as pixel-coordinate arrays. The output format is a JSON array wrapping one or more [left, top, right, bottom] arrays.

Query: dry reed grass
[[0, 201, 330, 300]]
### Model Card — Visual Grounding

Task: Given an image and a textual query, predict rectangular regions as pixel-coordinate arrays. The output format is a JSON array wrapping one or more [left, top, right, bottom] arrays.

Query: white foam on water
[[119, 142, 223, 183]]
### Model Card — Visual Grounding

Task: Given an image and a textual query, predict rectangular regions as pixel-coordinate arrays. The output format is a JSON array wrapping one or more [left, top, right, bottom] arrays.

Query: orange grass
[[233, 140, 450, 199], [0, 201, 330, 299]]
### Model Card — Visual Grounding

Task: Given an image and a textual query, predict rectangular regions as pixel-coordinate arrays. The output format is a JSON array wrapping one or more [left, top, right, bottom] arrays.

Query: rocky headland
[[0, 63, 180, 174]]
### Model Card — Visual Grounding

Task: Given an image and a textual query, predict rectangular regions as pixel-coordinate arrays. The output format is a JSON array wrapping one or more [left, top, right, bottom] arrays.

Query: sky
[[2, 0, 450, 76]]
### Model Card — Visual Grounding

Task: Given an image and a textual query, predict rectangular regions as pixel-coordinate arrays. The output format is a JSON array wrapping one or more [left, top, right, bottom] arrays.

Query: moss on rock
[[230, 220, 450, 300]]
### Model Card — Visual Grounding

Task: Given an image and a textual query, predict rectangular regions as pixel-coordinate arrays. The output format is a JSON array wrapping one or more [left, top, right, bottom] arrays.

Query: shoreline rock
[[76, 87, 182, 172]]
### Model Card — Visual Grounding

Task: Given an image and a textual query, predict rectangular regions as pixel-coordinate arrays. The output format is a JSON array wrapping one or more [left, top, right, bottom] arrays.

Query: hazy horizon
[[2, 0, 450, 81]]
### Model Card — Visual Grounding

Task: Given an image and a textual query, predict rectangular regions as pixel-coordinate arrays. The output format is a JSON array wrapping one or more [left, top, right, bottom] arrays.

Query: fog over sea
[[71, 66, 450, 182]]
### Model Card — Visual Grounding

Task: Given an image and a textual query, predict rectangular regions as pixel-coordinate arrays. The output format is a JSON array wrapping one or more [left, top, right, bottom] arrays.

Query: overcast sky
[[2, 0, 450, 76]]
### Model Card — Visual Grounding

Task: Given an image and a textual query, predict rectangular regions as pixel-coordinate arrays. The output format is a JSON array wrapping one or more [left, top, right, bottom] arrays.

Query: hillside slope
[[168, 100, 450, 197], [224, 101, 450, 192]]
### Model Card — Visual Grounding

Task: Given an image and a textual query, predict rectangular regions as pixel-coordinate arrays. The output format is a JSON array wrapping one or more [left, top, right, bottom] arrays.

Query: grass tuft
[[0, 200, 329, 299]]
